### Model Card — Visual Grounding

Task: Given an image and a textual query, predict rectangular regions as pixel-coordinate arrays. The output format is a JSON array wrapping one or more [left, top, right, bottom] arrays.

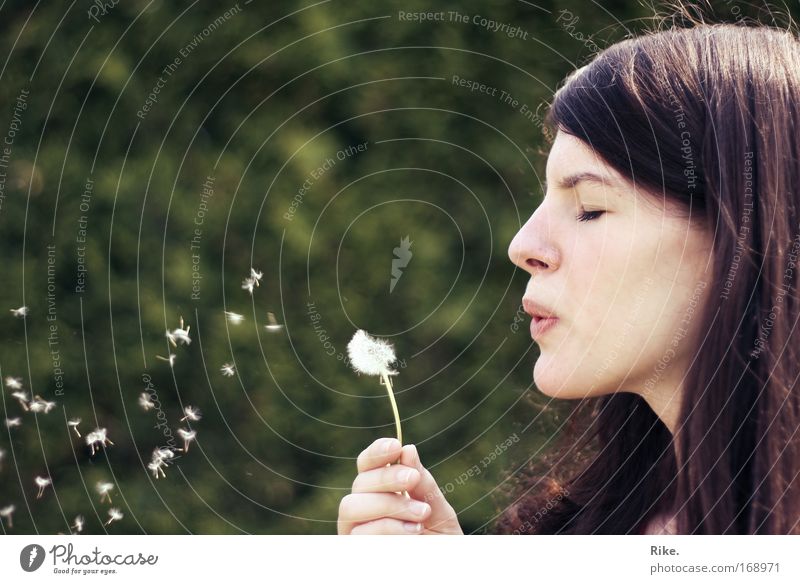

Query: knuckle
[[389, 465, 417, 487], [379, 465, 398, 488], [351, 472, 367, 492], [338, 494, 357, 518], [356, 450, 369, 471]]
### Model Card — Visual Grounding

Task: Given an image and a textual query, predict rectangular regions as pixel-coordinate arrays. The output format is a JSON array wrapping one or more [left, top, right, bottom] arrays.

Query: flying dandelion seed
[[147, 460, 165, 479], [225, 311, 244, 325], [138, 392, 155, 411], [72, 515, 84, 534], [148, 447, 175, 479], [346, 329, 409, 499], [241, 277, 256, 294], [85, 427, 114, 456], [177, 428, 197, 452], [220, 363, 235, 377], [153, 447, 175, 464], [105, 508, 123, 526], [0, 504, 15, 528], [264, 311, 284, 332], [156, 353, 176, 367], [11, 391, 29, 411], [96, 481, 114, 503], [166, 316, 191, 347], [0, 448, 5, 471], [28, 396, 56, 414], [67, 418, 82, 437], [9, 306, 28, 318], [4, 376, 23, 390], [250, 267, 263, 285], [225, 310, 244, 324], [180, 405, 201, 422], [5, 417, 21, 429], [34, 476, 52, 499]]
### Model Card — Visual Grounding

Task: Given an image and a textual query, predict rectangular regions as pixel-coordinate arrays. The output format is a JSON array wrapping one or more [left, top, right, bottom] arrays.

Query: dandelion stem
[[381, 372, 402, 446], [380, 372, 410, 500]]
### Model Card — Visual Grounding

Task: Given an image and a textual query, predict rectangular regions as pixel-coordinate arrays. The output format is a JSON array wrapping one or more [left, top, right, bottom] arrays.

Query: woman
[[337, 18, 800, 535]]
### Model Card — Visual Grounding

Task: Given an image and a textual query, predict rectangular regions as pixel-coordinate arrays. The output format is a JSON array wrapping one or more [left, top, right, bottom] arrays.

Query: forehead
[[544, 132, 628, 194], [546, 131, 612, 176]]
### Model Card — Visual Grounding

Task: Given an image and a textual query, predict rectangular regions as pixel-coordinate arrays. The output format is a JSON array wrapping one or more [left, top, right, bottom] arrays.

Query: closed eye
[[576, 210, 605, 222]]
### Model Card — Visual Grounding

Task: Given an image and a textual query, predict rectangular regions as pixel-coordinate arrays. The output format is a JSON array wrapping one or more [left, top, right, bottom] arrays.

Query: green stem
[[381, 372, 402, 445], [381, 371, 410, 499]]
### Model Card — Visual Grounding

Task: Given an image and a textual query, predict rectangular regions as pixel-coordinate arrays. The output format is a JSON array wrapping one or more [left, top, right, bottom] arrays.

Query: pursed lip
[[522, 297, 557, 319]]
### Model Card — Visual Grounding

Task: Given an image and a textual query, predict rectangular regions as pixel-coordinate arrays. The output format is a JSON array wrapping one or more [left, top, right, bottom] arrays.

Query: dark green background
[[0, 1, 787, 534]]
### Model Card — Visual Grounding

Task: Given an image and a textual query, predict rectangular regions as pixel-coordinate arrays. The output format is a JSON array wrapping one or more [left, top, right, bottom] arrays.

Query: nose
[[507, 207, 559, 275]]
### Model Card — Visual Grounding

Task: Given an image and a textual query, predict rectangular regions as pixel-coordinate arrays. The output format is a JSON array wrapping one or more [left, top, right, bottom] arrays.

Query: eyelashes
[[576, 210, 606, 222]]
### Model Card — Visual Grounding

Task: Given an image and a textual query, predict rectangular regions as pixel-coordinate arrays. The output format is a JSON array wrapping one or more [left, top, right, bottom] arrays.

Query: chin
[[533, 356, 571, 398], [533, 355, 608, 400]]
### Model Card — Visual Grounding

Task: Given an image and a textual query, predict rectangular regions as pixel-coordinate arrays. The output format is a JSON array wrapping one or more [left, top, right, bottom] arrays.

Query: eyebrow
[[542, 171, 623, 193]]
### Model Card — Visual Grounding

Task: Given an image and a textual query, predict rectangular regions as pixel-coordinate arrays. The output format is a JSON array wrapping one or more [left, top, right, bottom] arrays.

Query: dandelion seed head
[[5, 417, 21, 428], [250, 267, 263, 283], [347, 329, 398, 377], [10, 306, 28, 318], [220, 363, 235, 377], [73, 515, 84, 533]]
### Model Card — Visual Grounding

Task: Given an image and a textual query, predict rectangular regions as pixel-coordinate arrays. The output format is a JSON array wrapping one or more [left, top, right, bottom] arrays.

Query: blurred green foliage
[[1, 0, 783, 534]]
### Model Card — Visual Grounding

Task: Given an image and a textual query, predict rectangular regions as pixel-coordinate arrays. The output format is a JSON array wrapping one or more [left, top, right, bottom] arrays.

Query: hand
[[338, 437, 464, 535]]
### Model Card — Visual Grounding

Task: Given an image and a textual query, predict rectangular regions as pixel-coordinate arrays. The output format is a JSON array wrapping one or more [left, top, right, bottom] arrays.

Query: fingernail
[[403, 521, 422, 533], [398, 469, 412, 483], [410, 501, 429, 517], [382, 439, 395, 454]]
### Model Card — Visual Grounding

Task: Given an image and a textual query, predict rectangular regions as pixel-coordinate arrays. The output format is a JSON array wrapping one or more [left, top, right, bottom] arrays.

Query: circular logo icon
[[19, 544, 46, 572]]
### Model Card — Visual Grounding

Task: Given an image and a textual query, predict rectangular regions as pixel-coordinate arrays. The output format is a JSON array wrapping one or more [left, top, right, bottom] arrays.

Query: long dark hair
[[493, 14, 800, 534]]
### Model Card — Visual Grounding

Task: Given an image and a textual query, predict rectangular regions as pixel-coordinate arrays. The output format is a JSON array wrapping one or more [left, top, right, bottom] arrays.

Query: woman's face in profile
[[508, 131, 714, 409]]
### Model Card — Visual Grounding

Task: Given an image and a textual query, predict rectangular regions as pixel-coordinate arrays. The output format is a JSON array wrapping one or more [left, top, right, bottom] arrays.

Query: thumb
[[399, 444, 458, 529]]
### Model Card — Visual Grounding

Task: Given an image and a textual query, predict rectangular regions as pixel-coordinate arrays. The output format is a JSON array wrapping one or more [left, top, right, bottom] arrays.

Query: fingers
[[351, 464, 420, 493], [337, 492, 431, 535], [399, 444, 459, 529], [356, 437, 402, 473], [349, 518, 424, 535]]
